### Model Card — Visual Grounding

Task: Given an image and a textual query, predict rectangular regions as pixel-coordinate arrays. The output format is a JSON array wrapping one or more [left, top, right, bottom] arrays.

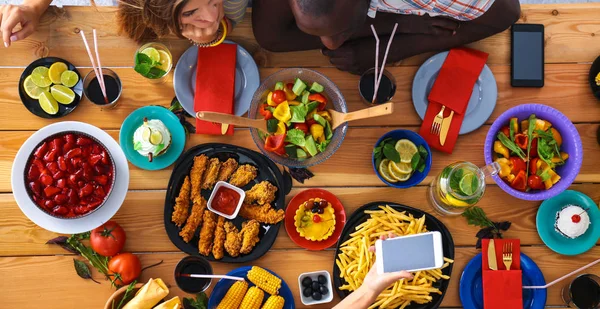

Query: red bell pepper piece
[[259, 104, 273, 120], [529, 138, 538, 158], [306, 118, 317, 127], [509, 157, 526, 175], [500, 126, 510, 138], [293, 123, 309, 135], [308, 93, 327, 111], [264, 134, 286, 155], [510, 170, 527, 191], [514, 133, 528, 150]]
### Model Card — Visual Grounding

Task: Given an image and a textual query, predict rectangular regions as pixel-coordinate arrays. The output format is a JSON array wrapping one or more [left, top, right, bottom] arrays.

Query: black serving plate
[[164, 143, 291, 263], [19, 57, 83, 119], [332, 202, 455, 309], [590, 55, 600, 101]]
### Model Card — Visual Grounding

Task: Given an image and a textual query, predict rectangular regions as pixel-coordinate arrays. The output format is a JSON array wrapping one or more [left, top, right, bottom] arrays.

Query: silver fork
[[431, 106, 445, 135]]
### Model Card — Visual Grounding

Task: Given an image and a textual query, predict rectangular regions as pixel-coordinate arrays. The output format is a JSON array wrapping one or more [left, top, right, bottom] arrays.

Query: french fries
[[336, 205, 454, 309]]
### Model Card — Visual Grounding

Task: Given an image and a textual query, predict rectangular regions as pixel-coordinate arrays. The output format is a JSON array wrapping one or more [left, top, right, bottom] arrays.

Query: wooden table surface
[[1, 4, 600, 308]]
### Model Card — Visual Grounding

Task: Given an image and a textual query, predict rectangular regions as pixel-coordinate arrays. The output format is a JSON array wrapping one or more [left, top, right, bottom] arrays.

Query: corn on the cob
[[239, 286, 264, 309], [261, 295, 285, 309], [247, 266, 281, 295], [217, 281, 248, 309]]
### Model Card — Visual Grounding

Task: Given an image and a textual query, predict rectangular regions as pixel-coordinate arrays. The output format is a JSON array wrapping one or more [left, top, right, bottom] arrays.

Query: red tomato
[[529, 158, 539, 175], [108, 253, 141, 286], [90, 221, 126, 257], [528, 175, 545, 190], [514, 134, 528, 150], [293, 123, 309, 135], [500, 126, 510, 137], [530, 138, 538, 158], [509, 157, 526, 175], [510, 170, 527, 191], [265, 134, 286, 155], [271, 90, 286, 104]]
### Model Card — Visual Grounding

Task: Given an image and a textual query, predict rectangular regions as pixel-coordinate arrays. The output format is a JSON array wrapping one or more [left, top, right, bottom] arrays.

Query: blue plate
[[119, 106, 186, 170], [536, 190, 600, 256], [207, 266, 295, 309], [173, 41, 259, 117], [459, 253, 546, 309], [412, 51, 497, 135]]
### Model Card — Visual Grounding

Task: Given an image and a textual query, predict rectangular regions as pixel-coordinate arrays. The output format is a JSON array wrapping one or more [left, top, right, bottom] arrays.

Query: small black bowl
[[19, 57, 83, 119], [589, 56, 600, 101], [174, 256, 213, 293]]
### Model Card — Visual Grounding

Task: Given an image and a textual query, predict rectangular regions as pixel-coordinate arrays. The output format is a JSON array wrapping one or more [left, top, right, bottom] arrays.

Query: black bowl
[[589, 56, 600, 100], [332, 202, 455, 309], [19, 57, 83, 119]]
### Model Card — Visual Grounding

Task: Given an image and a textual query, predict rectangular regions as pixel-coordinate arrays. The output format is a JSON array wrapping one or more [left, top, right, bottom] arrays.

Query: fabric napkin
[[194, 43, 237, 135], [418, 47, 489, 153], [481, 238, 523, 309]]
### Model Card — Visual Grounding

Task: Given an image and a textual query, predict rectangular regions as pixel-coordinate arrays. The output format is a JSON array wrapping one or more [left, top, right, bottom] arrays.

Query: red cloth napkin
[[418, 47, 489, 153], [481, 239, 523, 309], [194, 43, 237, 135]]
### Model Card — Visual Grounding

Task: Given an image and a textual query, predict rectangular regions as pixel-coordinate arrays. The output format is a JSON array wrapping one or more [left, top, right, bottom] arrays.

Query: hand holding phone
[[375, 231, 444, 274]]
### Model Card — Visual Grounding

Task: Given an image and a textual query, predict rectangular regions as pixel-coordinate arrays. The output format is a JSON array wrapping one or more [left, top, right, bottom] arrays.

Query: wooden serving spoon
[[196, 102, 394, 132]]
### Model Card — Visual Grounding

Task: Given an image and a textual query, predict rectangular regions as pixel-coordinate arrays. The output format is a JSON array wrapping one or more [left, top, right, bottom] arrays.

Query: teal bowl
[[119, 106, 186, 170], [536, 190, 600, 256]]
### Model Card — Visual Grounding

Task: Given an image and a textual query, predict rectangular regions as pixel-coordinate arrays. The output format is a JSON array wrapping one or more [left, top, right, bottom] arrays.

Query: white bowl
[[298, 270, 333, 305], [207, 181, 245, 219]]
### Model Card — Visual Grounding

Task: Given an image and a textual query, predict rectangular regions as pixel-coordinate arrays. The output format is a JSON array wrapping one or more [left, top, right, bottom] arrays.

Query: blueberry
[[318, 275, 327, 284], [311, 207, 319, 213], [303, 287, 313, 297], [319, 285, 329, 295], [313, 201, 320, 208], [302, 277, 312, 287], [312, 281, 320, 291], [312, 291, 322, 300]]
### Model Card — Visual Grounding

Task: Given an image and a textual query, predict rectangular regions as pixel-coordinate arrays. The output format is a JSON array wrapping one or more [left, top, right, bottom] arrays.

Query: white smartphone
[[375, 231, 444, 274]]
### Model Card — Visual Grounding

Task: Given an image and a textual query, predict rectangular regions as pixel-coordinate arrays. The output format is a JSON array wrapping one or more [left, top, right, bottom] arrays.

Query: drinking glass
[[134, 42, 173, 84], [359, 68, 397, 106], [429, 161, 500, 215], [83, 68, 122, 110], [562, 274, 600, 309]]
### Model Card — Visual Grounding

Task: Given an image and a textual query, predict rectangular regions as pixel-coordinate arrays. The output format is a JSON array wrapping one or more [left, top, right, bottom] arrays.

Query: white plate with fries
[[333, 202, 455, 309]]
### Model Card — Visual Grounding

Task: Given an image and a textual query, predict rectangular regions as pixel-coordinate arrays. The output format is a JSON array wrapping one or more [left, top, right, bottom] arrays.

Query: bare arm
[[333, 285, 378, 309], [0, 0, 51, 47]]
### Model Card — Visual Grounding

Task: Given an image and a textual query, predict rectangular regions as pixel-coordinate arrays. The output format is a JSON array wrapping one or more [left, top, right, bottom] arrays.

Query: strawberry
[[88, 198, 102, 208], [82, 146, 91, 159], [65, 148, 82, 159], [63, 142, 75, 153], [53, 171, 65, 180], [40, 174, 53, 186], [92, 144, 101, 155], [79, 183, 93, 198], [56, 178, 67, 188], [27, 165, 40, 181], [44, 186, 61, 197], [43, 149, 58, 162], [93, 165, 106, 175], [46, 162, 59, 174], [34, 142, 49, 158], [43, 200, 55, 210], [76, 137, 92, 146], [77, 181, 84, 188], [89, 155, 102, 166], [29, 181, 42, 196], [53, 194, 68, 205], [74, 205, 87, 215], [52, 205, 69, 216], [64, 133, 75, 145], [67, 189, 79, 204], [68, 174, 79, 185], [93, 175, 108, 186], [101, 151, 109, 165], [57, 156, 67, 171], [71, 157, 82, 168], [94, 186, 106, 198], [50, 137, 63, 153]]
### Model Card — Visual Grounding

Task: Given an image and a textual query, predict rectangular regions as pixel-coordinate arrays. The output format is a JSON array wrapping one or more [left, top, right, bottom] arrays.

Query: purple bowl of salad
[[484, 104, 583, 201], [248, 68, 348, 168]]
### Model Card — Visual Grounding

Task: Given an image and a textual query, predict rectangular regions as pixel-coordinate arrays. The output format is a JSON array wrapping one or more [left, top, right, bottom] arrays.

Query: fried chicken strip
[[172, 176, 191, 227], [212, 216, 226, 260], [190, 155, 209, 199], [239, 203, 285, 225], [240, 220, 260, 255], [179, 196, 207, 243], [244, 181, 277, 205], [198, 210, 217, 256], [224, 221, 242, 257], [201, 158, 221, 190], [217, 158, 239, 182], [228, 164, 258, 188]]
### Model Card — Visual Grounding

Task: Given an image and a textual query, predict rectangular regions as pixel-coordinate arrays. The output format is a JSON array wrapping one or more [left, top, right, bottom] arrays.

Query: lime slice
[[23, 75, 49, 99], [31, 66, 53, 88], [60, 70, 79, 88], [157, 50, 172, 72], [391, 161, 412, 174], [39, 91, 59, 115], [395, 139, 418, 164], [388, 163, 411, 182], [49, 62, 68, 84], [50, 85, 76, 105], [141, 126, 151, 142], [459, 172, 479, 196], [141, 47, 160, 63], [378, 159, 398, 183], [150, 131, 163, 145]]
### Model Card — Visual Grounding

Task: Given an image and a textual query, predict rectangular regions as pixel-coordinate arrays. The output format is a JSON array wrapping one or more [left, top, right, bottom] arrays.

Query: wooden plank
[[1, 124, 598, 192], [0, 64, 598, 131], [3, 183, 600, 256], [1, 5, 599, 68], [0, 247, 597, 308]]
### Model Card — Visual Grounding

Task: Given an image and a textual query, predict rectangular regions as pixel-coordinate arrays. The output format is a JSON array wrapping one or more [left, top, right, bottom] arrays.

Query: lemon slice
[[141, 126, 151, 142], [391, 161, 413, 174], [150, 131, 163, 145], [157, 50, 172, 72], [445, 194, 471, 207], [395, 139, 418, 164], [50, 85, 76, 105], [23, 75, 48, 99], [49, 62, 68, 84], [378, 159, 398, 183], [388, 163, 411, 182], [39, 91, 59, 115], [60, 70, 79, 88], [141, 47, 160, 63], [31, 66, 53, 88]]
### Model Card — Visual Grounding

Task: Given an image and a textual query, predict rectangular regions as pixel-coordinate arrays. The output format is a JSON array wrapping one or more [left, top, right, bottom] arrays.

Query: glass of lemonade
[[134, 42, 173, 83], [429, 161, 500, 215]]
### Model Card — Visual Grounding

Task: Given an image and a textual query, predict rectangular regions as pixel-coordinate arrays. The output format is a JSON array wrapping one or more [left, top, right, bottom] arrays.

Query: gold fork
[[430, 106, 445, 135], [503, 242, 513, 270]]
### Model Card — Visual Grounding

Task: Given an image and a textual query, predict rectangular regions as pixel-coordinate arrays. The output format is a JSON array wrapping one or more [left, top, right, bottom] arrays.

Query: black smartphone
[[511, 24, 545, 87]]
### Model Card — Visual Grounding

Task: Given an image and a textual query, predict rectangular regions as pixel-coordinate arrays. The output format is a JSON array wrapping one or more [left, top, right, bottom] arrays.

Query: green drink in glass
[[134, 42, 173, 83]]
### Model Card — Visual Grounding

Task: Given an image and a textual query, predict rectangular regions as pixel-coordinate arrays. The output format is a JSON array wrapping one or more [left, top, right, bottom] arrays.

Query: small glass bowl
[[83, 68, 122, 110]]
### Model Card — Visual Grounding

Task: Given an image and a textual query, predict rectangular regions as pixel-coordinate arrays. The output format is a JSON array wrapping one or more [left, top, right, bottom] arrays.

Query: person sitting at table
[[252, 0, 521, 74], [0, 0, 248, 47]]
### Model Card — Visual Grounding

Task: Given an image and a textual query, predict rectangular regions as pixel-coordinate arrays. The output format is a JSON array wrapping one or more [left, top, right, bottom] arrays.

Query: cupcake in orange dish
[[294, 198, 336, 241]]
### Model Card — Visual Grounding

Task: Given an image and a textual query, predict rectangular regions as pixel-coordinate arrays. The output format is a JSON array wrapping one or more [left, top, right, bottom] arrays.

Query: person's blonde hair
[[116, 0, 188, 42]]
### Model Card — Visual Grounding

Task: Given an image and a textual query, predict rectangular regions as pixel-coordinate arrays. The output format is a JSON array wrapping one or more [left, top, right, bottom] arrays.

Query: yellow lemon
[[39, 91, 59, 115], [150, 131, 163, 145], [157, 50, 172, 72], [391, 161, 413, 175], [388, 163, 411, 182], [49, 62, 68, 84], [23, 75, 48, 99], [395, 139, 419, 164], [378, 159, 398, 183], [444, 194, 471, 207]]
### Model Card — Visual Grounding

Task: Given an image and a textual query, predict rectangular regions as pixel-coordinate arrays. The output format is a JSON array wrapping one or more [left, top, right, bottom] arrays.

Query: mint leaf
[[285, 128, 306, 147], [135, 53, 153, 65], [133, 142, 142, 151], [134, 63, 151, 77], [147, 67, 167, 79], [383, 143, 400, 163], [411, 152, 421, 170]]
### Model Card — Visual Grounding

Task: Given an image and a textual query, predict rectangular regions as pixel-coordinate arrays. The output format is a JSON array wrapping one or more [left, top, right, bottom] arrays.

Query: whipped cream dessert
[[555, 205, 591, 239], [133, 118, 171, 162]]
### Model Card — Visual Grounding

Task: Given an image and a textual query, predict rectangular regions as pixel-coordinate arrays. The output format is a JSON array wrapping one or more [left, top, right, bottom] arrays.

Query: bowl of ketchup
[[207, 181, 245, 219]]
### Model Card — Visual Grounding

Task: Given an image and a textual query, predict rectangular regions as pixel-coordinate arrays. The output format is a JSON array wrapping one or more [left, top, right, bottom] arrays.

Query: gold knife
[[439, 110, 454, 146], [488, 239, 498, 271]]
